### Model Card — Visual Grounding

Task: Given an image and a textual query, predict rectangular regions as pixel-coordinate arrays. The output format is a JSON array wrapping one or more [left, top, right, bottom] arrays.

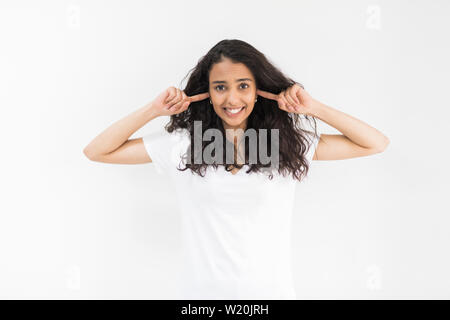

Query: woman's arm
[[309, 101, 390, 160], [257, 84, 390, 161], [311, 101, 389, 151], [83, 87, 210, 164], [83, 102, 159, 159]]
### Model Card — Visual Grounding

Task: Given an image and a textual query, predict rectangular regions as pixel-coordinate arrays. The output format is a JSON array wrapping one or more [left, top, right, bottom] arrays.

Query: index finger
[[187, 92, 210, 102], [257, 89, 278, 101]]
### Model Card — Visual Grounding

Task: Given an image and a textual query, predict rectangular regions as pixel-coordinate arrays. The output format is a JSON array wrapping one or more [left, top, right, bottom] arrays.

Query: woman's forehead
[[210, 60, 253, 81]]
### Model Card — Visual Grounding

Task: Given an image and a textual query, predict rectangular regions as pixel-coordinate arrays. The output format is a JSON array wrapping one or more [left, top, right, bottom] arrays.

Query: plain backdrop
[[0, 0, 449, 299]]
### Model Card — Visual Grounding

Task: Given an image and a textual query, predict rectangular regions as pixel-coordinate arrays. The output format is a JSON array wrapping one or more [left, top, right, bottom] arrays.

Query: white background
[[1, 0, 449, 299]]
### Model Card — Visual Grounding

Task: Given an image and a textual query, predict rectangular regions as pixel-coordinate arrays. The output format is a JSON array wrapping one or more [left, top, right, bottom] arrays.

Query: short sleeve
[[304, 131, 321, 165], [142, 129, 189, 175]]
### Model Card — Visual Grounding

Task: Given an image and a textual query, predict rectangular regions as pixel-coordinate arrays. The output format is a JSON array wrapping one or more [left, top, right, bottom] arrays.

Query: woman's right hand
[[150, 86, 210, 117]]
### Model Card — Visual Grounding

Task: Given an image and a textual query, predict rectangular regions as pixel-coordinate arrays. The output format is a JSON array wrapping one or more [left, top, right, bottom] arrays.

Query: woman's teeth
[[228, 108, 243, 114], [224, 107, 245, 114]]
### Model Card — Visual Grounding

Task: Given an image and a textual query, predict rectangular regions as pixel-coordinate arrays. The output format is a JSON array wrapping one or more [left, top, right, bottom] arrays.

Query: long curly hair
[[165, 39, 319, 181]]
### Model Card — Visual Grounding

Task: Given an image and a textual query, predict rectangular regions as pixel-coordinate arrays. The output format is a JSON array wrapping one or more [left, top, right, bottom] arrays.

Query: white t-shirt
[[142, 127, 320, 300]]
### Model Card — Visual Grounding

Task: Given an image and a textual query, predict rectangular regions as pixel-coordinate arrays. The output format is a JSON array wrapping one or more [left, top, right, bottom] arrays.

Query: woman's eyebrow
[[211, 78, 253, 84]]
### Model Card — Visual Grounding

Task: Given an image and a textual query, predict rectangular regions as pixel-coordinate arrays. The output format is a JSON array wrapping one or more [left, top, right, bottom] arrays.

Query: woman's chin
[[222, 118, 247, 130]]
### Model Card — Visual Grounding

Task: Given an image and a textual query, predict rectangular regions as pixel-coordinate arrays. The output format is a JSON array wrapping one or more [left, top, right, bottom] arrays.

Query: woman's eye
[[215, 83, 249, 91]]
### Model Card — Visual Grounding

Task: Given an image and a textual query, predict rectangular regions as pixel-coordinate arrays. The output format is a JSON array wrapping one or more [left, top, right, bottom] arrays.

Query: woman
[[83, 39, 389, 299]]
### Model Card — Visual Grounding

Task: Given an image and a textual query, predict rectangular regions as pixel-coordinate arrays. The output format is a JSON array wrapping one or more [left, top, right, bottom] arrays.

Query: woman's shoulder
[[142, 128, 190, 175], [145, 127, 189, 141], [167, 128, 191, 146]]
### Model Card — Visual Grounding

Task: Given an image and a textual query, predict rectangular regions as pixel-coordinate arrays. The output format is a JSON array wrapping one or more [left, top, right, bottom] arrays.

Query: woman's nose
[[225, 93, 243, 105]]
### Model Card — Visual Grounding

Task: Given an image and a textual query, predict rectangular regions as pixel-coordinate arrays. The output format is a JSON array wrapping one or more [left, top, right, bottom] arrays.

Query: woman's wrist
[[143, 102, 161, 121], [306, 99, 327, 118]]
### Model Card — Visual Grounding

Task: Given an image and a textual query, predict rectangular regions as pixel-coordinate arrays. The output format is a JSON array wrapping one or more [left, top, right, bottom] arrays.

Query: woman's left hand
[[257, 83, 318, 116]]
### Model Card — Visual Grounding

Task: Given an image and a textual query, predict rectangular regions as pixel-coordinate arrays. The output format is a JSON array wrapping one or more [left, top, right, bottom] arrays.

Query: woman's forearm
[[83, 102, 159, 158], [310, 100, 390, 151]]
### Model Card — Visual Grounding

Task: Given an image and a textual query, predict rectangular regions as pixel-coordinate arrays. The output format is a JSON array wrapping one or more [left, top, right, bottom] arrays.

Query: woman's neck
[[222, 121, 246, 165]]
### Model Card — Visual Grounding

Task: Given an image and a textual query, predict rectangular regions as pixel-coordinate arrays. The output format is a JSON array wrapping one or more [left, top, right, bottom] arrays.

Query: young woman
[[83, 39, 389, 300]]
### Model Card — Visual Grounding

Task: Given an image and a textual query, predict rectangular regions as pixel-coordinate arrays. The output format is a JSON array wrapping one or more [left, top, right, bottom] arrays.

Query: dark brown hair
[[165, 39, 319, 181]]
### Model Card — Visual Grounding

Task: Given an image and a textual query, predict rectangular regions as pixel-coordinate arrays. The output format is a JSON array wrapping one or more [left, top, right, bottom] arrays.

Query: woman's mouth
[[223, 106, 246, 117]]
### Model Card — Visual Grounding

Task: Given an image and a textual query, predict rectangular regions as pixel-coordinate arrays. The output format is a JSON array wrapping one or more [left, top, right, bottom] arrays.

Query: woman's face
[[208, 58, 257, 131]]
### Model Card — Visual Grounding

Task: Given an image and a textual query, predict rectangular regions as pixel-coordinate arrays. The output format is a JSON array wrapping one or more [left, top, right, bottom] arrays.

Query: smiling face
[[208, 58, 257, 132]]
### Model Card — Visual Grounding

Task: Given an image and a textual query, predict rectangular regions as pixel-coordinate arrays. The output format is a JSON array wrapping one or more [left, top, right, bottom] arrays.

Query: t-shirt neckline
[[222, 164, 248, 176]]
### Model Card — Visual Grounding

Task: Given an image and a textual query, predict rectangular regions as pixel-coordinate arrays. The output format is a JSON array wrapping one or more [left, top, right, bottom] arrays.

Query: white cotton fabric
[[142, 127, 320, 300]]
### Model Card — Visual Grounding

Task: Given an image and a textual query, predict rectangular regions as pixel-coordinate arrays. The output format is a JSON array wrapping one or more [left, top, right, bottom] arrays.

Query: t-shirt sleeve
[[142, 129, 188, 175], [304, 131, 321, 165]]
